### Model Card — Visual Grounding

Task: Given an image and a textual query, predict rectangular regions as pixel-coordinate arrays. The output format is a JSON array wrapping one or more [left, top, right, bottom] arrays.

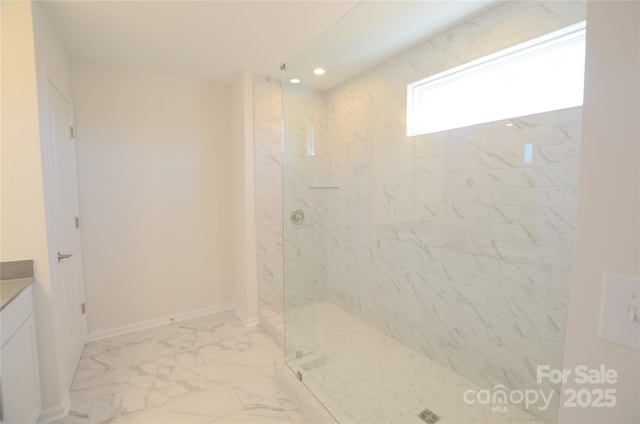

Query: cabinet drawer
[[1, 285, 33, 347]]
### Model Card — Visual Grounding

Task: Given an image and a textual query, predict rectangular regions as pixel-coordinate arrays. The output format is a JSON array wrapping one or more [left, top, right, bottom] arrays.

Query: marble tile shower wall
[[253, 75, 284, 313], [319, 1, 586, 421]]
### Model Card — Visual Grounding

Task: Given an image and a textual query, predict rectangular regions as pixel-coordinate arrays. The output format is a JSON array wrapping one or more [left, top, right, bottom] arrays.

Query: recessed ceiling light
[[290, 78, 301, 84], [313, 68, 326, 76], [506, 122, 514, 127]]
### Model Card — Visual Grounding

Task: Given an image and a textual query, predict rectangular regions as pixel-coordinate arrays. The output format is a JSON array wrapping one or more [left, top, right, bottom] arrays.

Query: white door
[[46, 80, 87, 384]]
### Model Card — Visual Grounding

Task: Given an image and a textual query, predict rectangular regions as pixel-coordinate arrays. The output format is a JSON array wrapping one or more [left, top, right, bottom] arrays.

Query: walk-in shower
[[281, 1, 587, 422]]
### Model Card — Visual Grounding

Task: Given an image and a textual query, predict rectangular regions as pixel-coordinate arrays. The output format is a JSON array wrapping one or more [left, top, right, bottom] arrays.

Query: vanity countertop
[[0, 259, 35, 311], [1, 278, 34, 311]]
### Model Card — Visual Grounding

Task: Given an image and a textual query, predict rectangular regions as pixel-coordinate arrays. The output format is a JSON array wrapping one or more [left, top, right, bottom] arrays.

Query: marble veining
[[55, 310, 306, 424], [287, 302, 545, 424], [279, 1, 587, 423], [254, 74, 285, 315]]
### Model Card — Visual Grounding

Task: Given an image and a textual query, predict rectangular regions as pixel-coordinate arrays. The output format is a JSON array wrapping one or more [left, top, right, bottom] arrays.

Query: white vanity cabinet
[[1, 284, 41, 424]]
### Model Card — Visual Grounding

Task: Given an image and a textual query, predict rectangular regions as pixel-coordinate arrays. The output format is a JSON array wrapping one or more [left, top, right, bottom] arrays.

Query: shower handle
[[290, 209, 305, 225]]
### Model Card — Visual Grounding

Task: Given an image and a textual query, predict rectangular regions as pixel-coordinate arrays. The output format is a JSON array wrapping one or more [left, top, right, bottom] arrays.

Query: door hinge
[[75, 216, 80, 229], [81, 303, 86, 315], [70, 126, 75, 138]]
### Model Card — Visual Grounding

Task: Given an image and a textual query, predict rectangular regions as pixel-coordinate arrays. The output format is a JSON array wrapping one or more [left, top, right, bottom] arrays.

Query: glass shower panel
[[282, 2, 587, 423], [281, 68, 324, 364]]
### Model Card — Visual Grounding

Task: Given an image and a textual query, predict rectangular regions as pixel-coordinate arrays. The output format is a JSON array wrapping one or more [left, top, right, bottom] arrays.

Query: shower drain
[[417, 407, 440, 424]]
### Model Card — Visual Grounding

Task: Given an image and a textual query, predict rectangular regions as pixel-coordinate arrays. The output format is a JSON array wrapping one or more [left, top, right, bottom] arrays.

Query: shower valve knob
[[290, 209, 305, 225]]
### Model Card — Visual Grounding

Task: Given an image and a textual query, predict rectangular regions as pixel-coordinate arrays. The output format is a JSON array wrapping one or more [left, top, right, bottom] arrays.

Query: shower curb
[[274, 359, 338, 424], [260, 309, 338, 424]]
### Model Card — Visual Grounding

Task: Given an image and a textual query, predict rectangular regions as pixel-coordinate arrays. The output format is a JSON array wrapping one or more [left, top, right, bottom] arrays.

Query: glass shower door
[[281, 64, 322, 371]]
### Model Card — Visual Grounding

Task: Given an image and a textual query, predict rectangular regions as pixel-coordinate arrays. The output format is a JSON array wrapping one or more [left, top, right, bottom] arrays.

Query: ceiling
[[286, 1, 495, 89], [40, 0, 359, 84], [40, 0, 495, 87]]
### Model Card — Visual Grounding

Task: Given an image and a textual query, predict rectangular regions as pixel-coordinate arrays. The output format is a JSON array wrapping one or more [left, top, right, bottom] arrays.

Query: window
[[407, 21, 586, 136]]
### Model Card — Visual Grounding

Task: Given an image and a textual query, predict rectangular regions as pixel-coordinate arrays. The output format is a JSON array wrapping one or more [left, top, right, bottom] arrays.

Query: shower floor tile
[[286, 302, 544, 424], [54, 311, 306, 424]]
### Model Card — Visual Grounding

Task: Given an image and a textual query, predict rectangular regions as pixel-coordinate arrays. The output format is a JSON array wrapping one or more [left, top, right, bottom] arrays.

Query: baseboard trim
[[233, 304, 260, 327], [87, 303, 236, 342], [38, 391, 69, 424]]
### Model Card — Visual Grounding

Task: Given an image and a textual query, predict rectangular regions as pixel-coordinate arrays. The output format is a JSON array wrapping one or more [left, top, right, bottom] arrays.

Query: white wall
[[229, 72, 259, 325], [0, 3, 47, 262], [71, 59, 235, 335], [1, 1, 69, 418], [32, 2, 71, 96], [560, 1, 640, 423]]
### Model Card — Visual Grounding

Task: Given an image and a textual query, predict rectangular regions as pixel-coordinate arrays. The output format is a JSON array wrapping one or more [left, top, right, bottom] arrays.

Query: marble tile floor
[[55, 310, 307, 424], [285, 302, 545, 424]]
